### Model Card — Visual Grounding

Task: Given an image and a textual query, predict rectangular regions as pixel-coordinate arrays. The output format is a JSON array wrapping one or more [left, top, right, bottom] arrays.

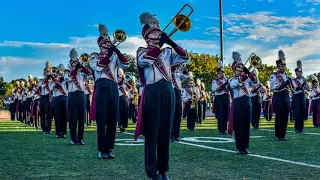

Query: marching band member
[[182, 75, 199, 131], [269, 50, 291, 141], [22, 83, 27, 124], [31, 79, 41, 129], [310, 75, 319, 128], [67, 48, 92, 145], [196, 79, 204, 124], [262, 81, 273, 121], [290, 92, 294, 122], [291, 60, 310, 133], [7, 96, 15, 120], [250, 68, 264, 129], [12, 81, 20, 120], [200, 82, 208, 121], [117, 68, 131, 132], [134, 12, 190, 179], [39, 65, 54, 134], [84, 80, 92, 126], [25, 76, 35, 126], [304, 89, 311, 121], [130, 76, 139, 124], [170, 64, 189, 141], [228, 51, 257, 154], [89, 24, 129, 159], [17, 81, 24, 122], [211, 60, 230, 134], [51, 64, 68, 138]]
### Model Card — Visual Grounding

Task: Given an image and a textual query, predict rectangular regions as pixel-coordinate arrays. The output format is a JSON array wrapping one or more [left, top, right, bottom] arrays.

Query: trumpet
[[159, 4, 193, 38], [244, 53, 262, 71], [112, 29, 126, 47]]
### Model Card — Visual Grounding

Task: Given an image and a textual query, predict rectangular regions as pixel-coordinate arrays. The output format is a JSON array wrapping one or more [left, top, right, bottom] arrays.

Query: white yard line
[[121, 131, 320, 169], [177, 141, 320, 168], [259, 129, 320, 135]]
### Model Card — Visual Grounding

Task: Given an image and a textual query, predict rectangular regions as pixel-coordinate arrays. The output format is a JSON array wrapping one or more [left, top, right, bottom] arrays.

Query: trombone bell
[[113, 29, 126, 47], [161, 4, 194, 38], [174, 14, 191, 32]]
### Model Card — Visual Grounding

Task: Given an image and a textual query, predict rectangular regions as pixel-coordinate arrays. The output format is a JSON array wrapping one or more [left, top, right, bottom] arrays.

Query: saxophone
[[132, 84, 139, 105], [191, 86, 197, 109]]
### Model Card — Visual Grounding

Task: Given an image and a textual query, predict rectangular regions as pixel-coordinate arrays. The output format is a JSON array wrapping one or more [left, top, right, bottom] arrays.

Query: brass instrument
[[244, 53, 262, 71], [159, 4, 193, 38], [51, 67, 58, 75], [112, 29, 126, 47], [80, 53, 91, 69], [191, 86, 197, 109], [124, 72, 133, 82]]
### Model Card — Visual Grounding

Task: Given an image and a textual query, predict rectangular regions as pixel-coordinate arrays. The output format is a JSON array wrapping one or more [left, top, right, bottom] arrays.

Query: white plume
[[278, 50, 286, 61], [266, 81, 270, 88], [140, 12, 159, 25], [99, 23, 109, 36], [118, 68, 124, 76], [58, 63, 65, 71], [232, 51, 242, 63], [69, 48, 78, 59]]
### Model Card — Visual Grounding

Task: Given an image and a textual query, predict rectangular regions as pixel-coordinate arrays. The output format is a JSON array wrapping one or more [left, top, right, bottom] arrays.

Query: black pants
[[273, 90, 290, 138], [68, 91, 85, 142], [185, 102, 197, 131], [143, 79, 175, 177], [9, 103, 15, 120], [197, 101, 203, 124], [305, 98, 309, 120], [293, 93, 306, 132], [312, 99, 319, 126], [119, 96, 129, 129], [17, 100, 22, 121], [202, 100, 207, 120], [26, 98, 32, 124], [171, 88, 182, 138], [215, 93, 230, 133], [40, 95, 51, 132], [52, 96, 67, 136], [96, 79, 119, 153], [233, 96, 251, 151], [33, 99, 40, 128], [264, 101, 273, 120], [85, 94, 90, 125], [22, 101, 27, 123], [251, 95, 261, 129]]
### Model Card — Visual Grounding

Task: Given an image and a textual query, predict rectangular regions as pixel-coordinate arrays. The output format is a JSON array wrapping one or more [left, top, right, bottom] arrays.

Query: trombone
[[159, 4, 194, 38], [244, 53, 262, 71], [124, 72, 133, 82], [112, 29, 126, 47]]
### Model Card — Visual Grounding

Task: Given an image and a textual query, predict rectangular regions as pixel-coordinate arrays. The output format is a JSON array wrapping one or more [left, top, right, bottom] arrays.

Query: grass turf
[[0, 118, 320, 180]]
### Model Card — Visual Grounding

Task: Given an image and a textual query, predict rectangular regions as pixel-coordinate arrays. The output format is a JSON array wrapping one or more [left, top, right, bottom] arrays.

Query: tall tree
[[123, 53, 138, 76]]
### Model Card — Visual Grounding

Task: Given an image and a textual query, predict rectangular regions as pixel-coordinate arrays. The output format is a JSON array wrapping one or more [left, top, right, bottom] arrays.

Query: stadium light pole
[[219, 0, 224, 63]]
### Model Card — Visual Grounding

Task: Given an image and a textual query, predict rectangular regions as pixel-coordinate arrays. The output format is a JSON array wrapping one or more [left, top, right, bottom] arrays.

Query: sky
[[0, 0, 319, 81]]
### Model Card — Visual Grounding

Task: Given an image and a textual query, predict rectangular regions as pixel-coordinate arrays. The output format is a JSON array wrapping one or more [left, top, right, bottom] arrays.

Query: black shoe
[[106, 152, 115, 159], [314, 125, 319, 128], [174, 137, 181, 141], [98, 152, 107, 159], [275, 137, 281, 141], [160, 174, 170, 180], [79, 141, 85, 145], [71, 141, 80, 145], [282, 138, 288, 141], [148, 173, 160, 180], [243, 149, 250, 154]]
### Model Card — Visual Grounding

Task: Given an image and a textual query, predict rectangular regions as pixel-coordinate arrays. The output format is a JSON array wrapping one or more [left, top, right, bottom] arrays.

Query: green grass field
[[1, 118, 320, 180]]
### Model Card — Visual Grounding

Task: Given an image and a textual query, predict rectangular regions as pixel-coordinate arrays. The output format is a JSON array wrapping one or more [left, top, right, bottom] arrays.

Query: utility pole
[[219, 0, 224, 63]]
